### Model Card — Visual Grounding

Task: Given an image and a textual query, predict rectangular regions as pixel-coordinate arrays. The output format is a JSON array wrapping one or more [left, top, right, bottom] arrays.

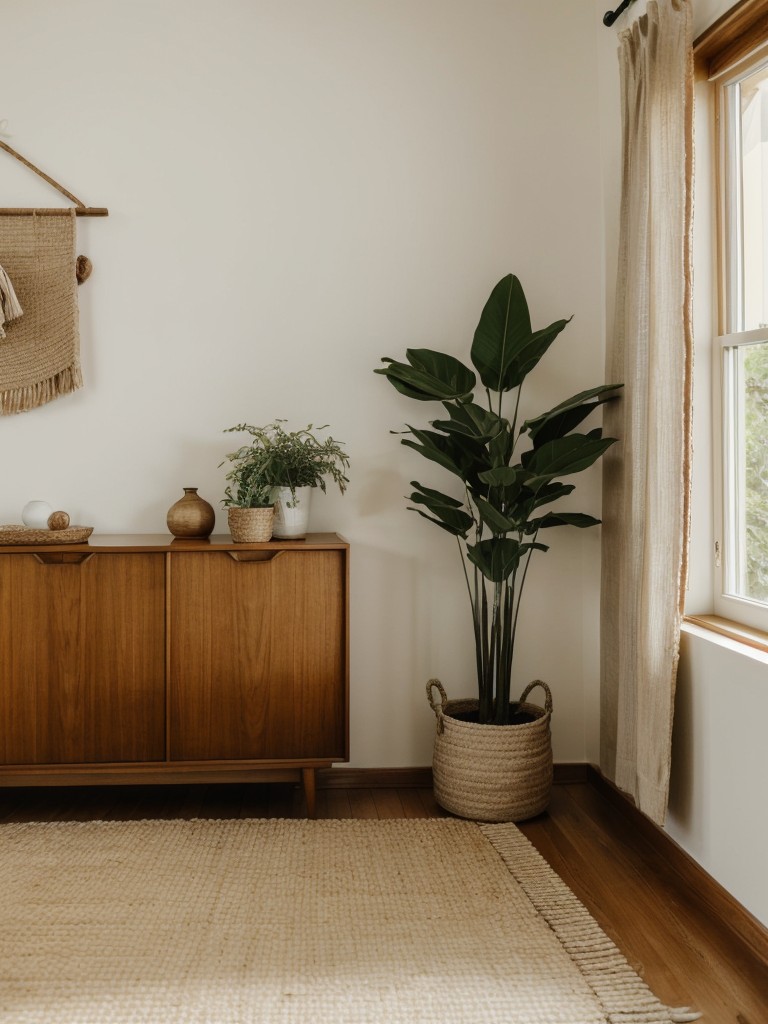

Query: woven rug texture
[[0, 817, 688, 1024]]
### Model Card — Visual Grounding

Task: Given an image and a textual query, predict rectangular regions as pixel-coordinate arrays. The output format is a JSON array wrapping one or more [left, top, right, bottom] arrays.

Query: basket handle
[[518, 680, 553, 715], [426, 679, 448, 734]]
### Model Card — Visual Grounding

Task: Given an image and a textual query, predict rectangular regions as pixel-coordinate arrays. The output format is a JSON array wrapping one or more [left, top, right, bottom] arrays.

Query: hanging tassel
[[0, 261, 23, 339]]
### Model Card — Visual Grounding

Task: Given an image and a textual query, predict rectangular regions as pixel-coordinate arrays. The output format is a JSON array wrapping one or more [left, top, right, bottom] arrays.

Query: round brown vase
[[426, 679, 553, 823], [166, 487, 215, 538]]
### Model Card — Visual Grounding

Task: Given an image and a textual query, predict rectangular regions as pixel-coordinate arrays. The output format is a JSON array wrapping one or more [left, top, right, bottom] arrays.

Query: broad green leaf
[[472, 494, 516, 534], [479, 466, 518, 486], [524, 385, 626, 444], [522, 384, 622, 442], [522, 434, 616, 488], [408, 497, 473, 536], [431, 402, 504, 443], [504, 318, 571, 391], [489, 423, 515, 467], [529, 482, 575, 510], [526, 512, 602, 532], [407, 349, 475, 391], [409, 481, 464, 509], [375, 349, 475, 402], [380, 373, 447, 402], [528, 404, 602, 447], [402, 428, 489, 484], [401, 430, 465, 480], [466, 537, 524, 582], [470, 275, 531, 392], [519, 541, 550, 554], [408, 507, 468, 537]]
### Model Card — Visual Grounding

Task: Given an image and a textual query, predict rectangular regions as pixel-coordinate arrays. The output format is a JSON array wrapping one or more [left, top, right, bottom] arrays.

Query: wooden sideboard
[[0, 533, 349, 817]]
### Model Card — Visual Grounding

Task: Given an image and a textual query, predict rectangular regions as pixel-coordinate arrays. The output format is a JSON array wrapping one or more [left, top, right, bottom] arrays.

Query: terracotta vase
[[166, 487, 215, 538]]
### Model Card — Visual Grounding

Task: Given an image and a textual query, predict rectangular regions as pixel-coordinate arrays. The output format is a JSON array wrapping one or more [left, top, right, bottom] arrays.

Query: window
[[716, 42, 768, 630]]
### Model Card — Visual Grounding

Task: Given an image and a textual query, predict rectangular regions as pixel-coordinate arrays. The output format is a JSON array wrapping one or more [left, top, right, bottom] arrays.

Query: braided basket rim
[[442, 698, 550, 731]]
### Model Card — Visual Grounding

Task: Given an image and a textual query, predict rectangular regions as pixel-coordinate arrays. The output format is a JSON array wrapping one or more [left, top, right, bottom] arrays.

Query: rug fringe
[[0, 362, 83, 414], [481, 823, 701, 1024]]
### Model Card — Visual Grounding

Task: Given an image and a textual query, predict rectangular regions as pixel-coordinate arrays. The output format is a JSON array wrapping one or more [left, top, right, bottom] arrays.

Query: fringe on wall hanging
[[0, 138, 108, 415]]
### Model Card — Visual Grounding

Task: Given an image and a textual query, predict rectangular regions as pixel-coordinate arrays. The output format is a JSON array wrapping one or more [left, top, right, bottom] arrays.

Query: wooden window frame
[[690, 1, 768, 636]]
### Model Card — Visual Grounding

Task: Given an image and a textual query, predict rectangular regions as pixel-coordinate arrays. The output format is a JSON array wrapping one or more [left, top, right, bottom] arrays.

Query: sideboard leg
[[302, 768, 317, 819]]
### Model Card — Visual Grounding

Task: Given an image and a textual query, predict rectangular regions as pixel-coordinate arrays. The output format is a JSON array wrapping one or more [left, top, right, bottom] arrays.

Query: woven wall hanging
[[0, 140, 108, 415]]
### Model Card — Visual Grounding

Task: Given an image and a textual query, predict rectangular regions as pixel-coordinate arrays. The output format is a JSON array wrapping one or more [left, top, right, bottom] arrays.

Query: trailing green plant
[[220, 441, 275, 509], [375, 274, 621, 725], [221, 420, 350, 507]]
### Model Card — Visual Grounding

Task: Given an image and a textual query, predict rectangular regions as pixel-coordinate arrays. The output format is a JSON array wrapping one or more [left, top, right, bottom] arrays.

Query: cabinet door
[[169, 549, 347, 761], [0, 553, 166, 765]]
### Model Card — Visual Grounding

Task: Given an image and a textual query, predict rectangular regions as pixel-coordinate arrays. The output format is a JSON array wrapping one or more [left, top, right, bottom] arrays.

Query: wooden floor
[[1, 780, 766, 1023]]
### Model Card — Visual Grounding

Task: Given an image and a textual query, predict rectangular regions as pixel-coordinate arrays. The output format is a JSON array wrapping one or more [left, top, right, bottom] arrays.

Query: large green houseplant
[[376, 274, 620, 819]]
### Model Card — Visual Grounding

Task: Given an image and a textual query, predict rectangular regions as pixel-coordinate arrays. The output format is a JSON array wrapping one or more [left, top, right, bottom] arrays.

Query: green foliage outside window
[[744, 343, 768, 600]]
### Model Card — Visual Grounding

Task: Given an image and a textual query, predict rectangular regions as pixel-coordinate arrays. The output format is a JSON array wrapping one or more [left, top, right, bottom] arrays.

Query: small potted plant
[[375, 274, 621, 821], [222, 421, 350, 539], [220, 438, 277, 543]]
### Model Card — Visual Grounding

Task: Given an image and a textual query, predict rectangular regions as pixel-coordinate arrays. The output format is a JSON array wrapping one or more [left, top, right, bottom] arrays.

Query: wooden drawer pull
[[33, 552, 94, 566], [226, 550, 286, 564]]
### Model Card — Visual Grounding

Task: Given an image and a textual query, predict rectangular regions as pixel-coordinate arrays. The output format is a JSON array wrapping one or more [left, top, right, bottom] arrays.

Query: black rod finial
[[603, 0, 633, 28]]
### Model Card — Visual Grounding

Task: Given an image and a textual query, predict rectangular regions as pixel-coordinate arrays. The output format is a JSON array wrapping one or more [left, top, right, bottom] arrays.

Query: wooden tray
[[0, 525, 94, 545]]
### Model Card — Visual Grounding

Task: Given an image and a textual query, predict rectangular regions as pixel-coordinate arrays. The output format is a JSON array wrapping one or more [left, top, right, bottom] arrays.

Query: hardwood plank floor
[[1, 781, 765, 1023]]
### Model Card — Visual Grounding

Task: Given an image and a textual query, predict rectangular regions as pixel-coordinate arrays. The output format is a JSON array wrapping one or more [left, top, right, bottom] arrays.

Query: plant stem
[[510, 385, 523, 446], [492, 578, 502, 716], [508, 532, 540, 704], [496, 577, 515, 724], [480, 579, 490, 719], [457, 536, 483, 699]]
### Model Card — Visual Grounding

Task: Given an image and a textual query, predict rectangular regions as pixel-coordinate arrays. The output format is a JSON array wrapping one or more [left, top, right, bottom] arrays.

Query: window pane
[[740, 64, 768, 331], [726, 341, 768, 602]]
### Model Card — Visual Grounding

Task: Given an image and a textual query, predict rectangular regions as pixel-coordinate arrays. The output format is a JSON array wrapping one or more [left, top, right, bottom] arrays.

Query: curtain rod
[[603, 0, 636, 27]]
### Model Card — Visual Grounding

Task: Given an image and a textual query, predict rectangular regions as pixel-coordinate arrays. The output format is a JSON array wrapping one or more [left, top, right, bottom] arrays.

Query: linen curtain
[[600, 0, 693, 826]]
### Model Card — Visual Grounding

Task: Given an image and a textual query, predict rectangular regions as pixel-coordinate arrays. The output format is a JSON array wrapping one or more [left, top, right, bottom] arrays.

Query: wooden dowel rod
[[0, 207, 109, 217], [0, 139, 85, 207]]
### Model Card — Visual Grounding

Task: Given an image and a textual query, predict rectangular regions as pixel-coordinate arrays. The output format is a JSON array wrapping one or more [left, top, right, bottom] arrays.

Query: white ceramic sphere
[[22, 500, 53, 529]]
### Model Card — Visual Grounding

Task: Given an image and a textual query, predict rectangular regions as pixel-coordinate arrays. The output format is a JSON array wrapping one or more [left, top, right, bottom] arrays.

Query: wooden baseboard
[[587, 764, 768, 971], [317, 767, 433, 789], [317, 763, 589, 789]]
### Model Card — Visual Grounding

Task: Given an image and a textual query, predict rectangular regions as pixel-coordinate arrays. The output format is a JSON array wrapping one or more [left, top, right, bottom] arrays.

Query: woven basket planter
[[227, 506, 275, 543], [427, 679, 553, 823]]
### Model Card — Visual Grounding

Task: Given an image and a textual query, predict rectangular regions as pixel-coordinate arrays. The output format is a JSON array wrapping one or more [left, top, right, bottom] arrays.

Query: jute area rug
[[0, 818, 696, 1024]]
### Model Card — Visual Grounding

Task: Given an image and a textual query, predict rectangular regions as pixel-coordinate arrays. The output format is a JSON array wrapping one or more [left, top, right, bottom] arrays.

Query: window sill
[[683, 614, 768, 659]]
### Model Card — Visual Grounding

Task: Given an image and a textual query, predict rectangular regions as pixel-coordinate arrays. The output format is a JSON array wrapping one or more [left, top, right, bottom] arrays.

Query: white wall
[[598, 0, 768, 927], [0, 1, 607, 769], [669, 626, 768, 926]]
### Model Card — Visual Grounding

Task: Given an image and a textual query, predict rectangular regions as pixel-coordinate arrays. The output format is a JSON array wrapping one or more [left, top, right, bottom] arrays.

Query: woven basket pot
[[227, 506, 275, 543], [427, 679, 553, 823]]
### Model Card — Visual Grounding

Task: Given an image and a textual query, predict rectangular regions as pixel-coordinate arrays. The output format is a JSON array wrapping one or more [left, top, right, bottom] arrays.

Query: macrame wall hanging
[[0, 140, 108, 414]]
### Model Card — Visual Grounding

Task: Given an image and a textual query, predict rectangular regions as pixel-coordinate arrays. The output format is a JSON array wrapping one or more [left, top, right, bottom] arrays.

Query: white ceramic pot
[[271, 486, 312, 538]]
